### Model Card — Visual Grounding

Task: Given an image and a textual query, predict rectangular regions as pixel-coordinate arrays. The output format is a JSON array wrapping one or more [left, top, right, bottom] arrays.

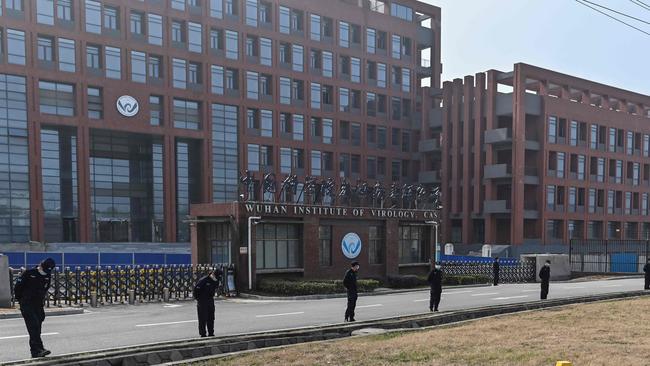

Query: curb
[[0, 308, 84, 320], [239, 283, 491, 301], [4, 290, 648, 366]]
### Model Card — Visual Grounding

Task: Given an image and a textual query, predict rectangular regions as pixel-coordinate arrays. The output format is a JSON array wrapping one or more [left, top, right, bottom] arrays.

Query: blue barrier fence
[[3, 252, 192, 268]]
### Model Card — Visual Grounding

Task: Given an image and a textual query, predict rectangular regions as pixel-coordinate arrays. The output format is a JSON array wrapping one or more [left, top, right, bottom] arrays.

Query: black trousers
[[493, 272, 499, 286], [20, 302, 45, 356], [430, 289, 441, 310], [197, 302, 215, 337], [645, 276, 650, 290], [541, 281, 549, 300], [345, 295, 357, 320]]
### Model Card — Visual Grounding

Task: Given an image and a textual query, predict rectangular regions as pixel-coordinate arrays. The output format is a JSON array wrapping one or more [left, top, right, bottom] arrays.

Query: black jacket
[[343, 269, 358, 295], [193, 274, 220, 303], [14, 268, 51, 306], [644, 263, 650, 276], [539, 266, 550, 282], [493, 261, 500, 273], [427, 268, 443, 291]]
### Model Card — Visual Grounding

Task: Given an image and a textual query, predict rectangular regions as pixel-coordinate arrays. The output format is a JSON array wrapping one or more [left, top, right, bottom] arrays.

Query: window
[[56, 38, 75, 72], [150, 95, 163, 126], [225, 68, 238, 90], [398, 225, 427, 264], [260, 109, 273, 137], [323, 51, 333, 78], [260, 38, 272, 66], [627, 131, 634, 155], [148, 14, 163, 45], [391, 34, 401, 59], [172, 21, 184, 43], [292, 44, 303, 72], [339, 21, 349, 48], [311, 150, 321, 176], [226, 30, 238, 59], [188, 62, 201, 84], [246, 71, 259, 100], [210, 0, 223, 18], [590, 124, 598, 149], [351, 57, 361, 83], [246, 0, 258, 26], [369, 226, 384, 265], [171, 0, 185, 10], [5, 0, 24, 11], [279, 6, 290, 34], [37, 36, 54, 62], [7, 29, 26, 65], [173, 98, 201, 130], [319, 226, 331, 266], [226, 0, 238, 15], [402, 68, 411, 93], [131, 51, 146, 83], [609, 127, 616, 152], [37, 0, 55, 25], [173, 58, 186, 88], [247, 144, 260, 171], [105, 46, 121, 79], [644, 134, 650, 157], [280, 77, 291, 105], [557, 152, 565, 178], [39, 80, 75, 116], [188, 22, 202, 53], [367, 28, 376, 53], [340, 88, 350, 112], [86, 45, 101, 69], [148, 55, 162, 79], [310, 14, 321, 41], [578, 154, 586, 180], [57, 0, 73, 21], [103, 6, 119, 31], [311, 82, 321, 109], [211, 65, 224, 94], [377, 63, 387, 88], [85, 1, 102, 33], [256, 224, 302, 269], [391, 2, 413, 21], [280, 148, 291, 173], [130, 11, 144, 35], [87, 87, 102, 119], [293, 115, 304, 141]]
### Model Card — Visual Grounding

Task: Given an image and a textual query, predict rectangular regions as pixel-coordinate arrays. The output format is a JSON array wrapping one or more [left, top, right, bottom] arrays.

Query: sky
[[422, 0, 650, 95]]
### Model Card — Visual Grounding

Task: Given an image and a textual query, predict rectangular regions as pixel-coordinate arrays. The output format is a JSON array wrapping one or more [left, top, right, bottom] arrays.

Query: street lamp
[[247, 216, 261, 291], [426, 220, 440, 263]]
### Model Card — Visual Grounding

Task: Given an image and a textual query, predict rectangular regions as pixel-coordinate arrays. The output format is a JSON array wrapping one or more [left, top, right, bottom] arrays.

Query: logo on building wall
[[116, 95, 139, 117], [341, 232, 362, 259]]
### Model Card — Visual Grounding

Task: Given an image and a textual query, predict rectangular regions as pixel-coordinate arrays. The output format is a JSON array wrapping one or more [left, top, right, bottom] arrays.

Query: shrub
[[386, 274, 490, 288], [257, 279, 380, 296], [386, 275, 428, 288], [442, 275, 490, 286]]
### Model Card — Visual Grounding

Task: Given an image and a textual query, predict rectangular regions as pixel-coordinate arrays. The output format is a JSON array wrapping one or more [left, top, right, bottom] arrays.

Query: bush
[[442, 275, 490, 286], [386, 274, 490, 288], [387, 275, 428, 288], [257, 279, 380, 296]]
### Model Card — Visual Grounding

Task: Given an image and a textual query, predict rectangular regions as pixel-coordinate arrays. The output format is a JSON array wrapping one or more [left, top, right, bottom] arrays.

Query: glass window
[[5, 0, 24, 11], [172, 21, 184, 43], [7, 29, 26, 65], [292, 44, 304, 72], [322, 51, 333, 78], [256, 224, 302, 269], [87, 87, 102, 119], [590, 124, 598, 149], [280, 77, 291, 105], [323, 119, 333, 144], [173, 58, 187, 88], [246, 0, 258, 26], [339, 21, 349, 47], [392, 35, 401, 59], [391, 2, 413, 21], [57, 0, 73, 21], [310, 14, 321, 41], [318, 225, 331, 266], [260, 37, 272, 66], [148, 14, 163, 45], [351, 57, 361, 83], [150, 95, 163, 126], [130, 51, 146, 83], [225, 30, 238, 60], [609, 127, 616, 152], [260, 109, 273, 137], [367, 28, 376, 53], [173, 98, 201, 130], [402, 68, 411, 93], [148, 55, 162, 79], [246, 71, 259, 100], [557, 152, 565, 178], [103, 6, 119, 30], [37, 0, 55, 25], [211, 65, 224, 94], [340, 87, 350, 112], [105, 46, 121, 79], [188, 22, 202, 53], [57, 38, 75, 72], [279, 6, 290, 34], [377, 63, 387, 88], [398, 225, 427, 264], [548, 116, 557, 144], [210, 0, 223, 18], [39, 80, 75, 116], [37, 36, 54, 62], [311, 150, 322, 176], [369, 226, 384, 264], [311, 82, 321, 109], [171, 0, 185, 11], [225, 0, 238, 15], [130, 11, 143, 34], [86, 45, 101, 68], [247, 144, 260, 171]]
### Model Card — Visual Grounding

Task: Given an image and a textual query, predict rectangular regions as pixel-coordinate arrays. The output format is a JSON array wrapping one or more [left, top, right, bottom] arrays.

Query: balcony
[[484, 128, 512, 144], [484, 200, 511, 214], [429, 108, 442, 129], [419, 170, 441, 184], [496, 93, 542, 116], [417, 26, 434, 48], [484, 164, 512, 179], [418, 138, 441, 152]]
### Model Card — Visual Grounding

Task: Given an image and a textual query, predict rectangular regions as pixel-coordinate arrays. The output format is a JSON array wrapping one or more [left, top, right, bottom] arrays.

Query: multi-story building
[[0, 0, 441, 283], [422, 63, 650, 255]]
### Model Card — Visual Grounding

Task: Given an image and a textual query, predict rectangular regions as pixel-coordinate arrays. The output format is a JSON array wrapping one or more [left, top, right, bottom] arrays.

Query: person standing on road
[[343, 261, 360, 322], [13, 258, 56, 358], [643, 258, 650, 290], [492, 257, 500, 286], [427, 261, 443, 312], [539, 260, 551, 300], [193, 269, 222, 337]]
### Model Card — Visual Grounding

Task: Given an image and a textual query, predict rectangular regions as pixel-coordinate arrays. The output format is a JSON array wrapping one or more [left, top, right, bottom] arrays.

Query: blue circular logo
[[341, 232, 362, 259]]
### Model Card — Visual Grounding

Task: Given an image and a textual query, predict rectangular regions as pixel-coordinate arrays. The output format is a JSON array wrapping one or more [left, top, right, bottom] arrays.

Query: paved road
[[0, 278, 645, 363]]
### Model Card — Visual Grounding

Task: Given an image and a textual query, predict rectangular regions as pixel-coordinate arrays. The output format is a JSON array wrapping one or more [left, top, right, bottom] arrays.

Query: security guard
[[427, 261, 443, 312], [193, 269, 221, 337], [13, 258, 56, 358], [343, 261, 360, 322]]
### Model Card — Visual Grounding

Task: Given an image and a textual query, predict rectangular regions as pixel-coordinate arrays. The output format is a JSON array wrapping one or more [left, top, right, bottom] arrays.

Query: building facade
[[0, 0, 441, 283], [423, 63, 650, 254]]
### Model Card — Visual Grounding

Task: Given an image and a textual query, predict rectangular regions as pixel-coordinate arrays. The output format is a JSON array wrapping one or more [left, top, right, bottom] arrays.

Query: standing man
[[13, 258, 56, 358], [427, 261, 443, 312], [492, 257, 500, 286], [539, 260, 551, 300], [643, 258, 650, 290], [193, 269, 222, 337], [343, 261, 359, 322]]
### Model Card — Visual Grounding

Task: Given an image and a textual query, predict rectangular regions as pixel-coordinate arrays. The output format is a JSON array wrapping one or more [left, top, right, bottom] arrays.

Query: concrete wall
[[521, 254, 571, 281], [0, 255, 11, 307]]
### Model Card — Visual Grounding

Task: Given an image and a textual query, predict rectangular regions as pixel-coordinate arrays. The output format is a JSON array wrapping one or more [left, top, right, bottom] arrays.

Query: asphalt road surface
[[0, 278, 645, 362]]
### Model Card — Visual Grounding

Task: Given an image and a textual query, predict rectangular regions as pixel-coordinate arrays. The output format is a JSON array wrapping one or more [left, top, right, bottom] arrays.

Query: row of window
[[546, 185, 650, 216], [548, 151, 650, 187], [246, 144, 413, 181], [546, 219, 650, 240], [549, 116, 650, 157]]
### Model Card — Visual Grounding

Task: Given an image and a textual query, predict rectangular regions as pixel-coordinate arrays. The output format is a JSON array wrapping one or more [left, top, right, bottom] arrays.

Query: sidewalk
[[0, 306, 84, 319], [239, 283, 491, 301]]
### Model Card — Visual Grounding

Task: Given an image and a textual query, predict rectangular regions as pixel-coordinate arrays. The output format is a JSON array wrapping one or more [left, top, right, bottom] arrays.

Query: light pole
[[247, 216, 261, 291], [426, 221, 440, 263]]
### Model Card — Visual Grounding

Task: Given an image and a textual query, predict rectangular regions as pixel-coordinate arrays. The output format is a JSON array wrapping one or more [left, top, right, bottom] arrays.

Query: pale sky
[[423, 0, 650, 95]]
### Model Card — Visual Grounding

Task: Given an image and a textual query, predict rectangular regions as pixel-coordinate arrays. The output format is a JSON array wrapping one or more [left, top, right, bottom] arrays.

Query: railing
[[570, 239, 649, 273], [9, 264, 236, 308], [442, 259, 536, 283]]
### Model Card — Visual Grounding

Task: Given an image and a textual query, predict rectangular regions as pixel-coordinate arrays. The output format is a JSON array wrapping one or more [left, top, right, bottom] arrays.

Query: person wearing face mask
[[643, 258, 650, 290], [539, 260, 551, 300], [13, 257, 56, 358], [343, 261, 360, 322], [193, 269, 222, 337], [427, 260, 443, 312]]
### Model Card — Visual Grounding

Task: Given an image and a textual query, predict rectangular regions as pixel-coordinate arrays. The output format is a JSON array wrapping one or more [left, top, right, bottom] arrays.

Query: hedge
[[386, 274, 490, 288], [257, 279, 381, 296]]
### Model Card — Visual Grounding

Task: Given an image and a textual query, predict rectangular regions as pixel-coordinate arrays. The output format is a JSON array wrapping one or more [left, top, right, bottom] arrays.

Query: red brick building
[[422, 63, 650, 255]]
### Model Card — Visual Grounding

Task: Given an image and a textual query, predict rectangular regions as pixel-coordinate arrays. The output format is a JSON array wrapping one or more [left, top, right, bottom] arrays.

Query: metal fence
[[442, 259, 537, 283], [9, 264, 237, 307], [570, 239, 649, 273]]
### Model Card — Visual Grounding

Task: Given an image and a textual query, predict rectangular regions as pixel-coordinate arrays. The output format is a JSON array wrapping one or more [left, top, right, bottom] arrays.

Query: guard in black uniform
[[13, 258, 56, 358], [492, 257, 500, 286], [427, 261, 443, 312], [343, 261, 360, 322], [644, 259, 650, 290], [193, 269, 221, 337], [539, 260, 551, 300]]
